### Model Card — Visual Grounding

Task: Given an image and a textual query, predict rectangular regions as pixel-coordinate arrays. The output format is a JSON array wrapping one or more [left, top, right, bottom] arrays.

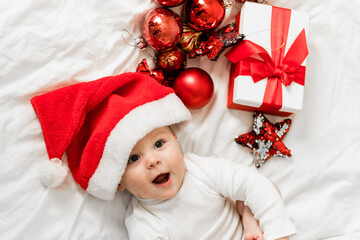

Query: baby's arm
[[186, 154, 296, 239], [237, 201, 291, 240], [236, 182, 291, 240], [236, 201, 264, 240]]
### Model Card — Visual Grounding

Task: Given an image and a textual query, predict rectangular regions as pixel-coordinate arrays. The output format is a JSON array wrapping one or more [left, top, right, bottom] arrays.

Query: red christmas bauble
[[184, 0, 225, 32], [157, 47, 186, 75], [173, 67, 214, 109], [155, 0, 185, 7], [141, 8, 183, 50]]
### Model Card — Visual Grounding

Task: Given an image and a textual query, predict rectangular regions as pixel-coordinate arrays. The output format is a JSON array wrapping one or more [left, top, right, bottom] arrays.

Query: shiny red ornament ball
[[141, 8, 183, 50], [185, 0, 225, 32], [155, 0, 185, 7], [173, 67, 214, 109], [157, 47, 186, 75]]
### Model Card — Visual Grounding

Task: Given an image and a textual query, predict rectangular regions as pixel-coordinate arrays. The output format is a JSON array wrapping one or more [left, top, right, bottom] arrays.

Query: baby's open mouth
[[152, 173, 170, 184]]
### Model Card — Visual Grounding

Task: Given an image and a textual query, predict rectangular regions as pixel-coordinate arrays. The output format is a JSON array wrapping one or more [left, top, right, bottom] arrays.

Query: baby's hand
[[244, 233, 264, 240]]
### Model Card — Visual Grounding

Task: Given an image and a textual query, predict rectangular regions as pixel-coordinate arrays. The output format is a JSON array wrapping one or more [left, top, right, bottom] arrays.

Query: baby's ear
[[118, 184, 125, 191]]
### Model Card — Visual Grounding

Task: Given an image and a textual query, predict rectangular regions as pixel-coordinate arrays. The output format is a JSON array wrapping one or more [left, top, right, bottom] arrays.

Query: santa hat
[[31, 72, 191, 201]]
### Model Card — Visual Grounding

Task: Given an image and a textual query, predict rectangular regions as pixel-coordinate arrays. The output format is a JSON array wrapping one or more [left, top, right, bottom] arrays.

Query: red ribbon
[[226, 7, 308, 112]]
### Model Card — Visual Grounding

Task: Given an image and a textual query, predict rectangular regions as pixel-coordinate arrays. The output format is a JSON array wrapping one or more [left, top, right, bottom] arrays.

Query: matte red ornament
[[155, 0, 185, 7], [185, 0, 225, 32], [157, 47, 186, 75], [141, 8, 183, 50], [173, 67, 214, 109], [235, 111, 292, 168]]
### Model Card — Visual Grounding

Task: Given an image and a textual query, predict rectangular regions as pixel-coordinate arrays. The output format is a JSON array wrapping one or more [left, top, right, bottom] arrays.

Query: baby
[[118, 126, 295, 240], [31, 73, 296, 240]]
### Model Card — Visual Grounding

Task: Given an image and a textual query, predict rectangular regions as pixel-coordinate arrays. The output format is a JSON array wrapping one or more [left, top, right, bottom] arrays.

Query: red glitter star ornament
[[235, 111, 292, 168]]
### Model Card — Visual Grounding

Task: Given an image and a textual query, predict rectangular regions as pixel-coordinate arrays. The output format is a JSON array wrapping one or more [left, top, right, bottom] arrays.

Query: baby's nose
[[146, 155, 162, 169]]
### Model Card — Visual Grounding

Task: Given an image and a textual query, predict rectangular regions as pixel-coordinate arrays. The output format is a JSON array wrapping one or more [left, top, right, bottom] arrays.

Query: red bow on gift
[[226, 30, 308, 86], [226, 7, 308, 112]]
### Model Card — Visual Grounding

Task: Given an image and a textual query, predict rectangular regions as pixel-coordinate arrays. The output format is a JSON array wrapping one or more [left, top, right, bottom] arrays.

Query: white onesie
[[125, 153, 296, 240]]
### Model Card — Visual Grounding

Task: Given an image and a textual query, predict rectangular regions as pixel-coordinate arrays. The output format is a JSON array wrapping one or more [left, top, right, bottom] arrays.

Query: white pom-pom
[[40, 158, 69, 187]]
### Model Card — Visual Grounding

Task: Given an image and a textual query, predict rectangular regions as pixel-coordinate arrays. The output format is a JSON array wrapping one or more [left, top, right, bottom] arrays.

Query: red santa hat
[[31, 72, 191, 200]]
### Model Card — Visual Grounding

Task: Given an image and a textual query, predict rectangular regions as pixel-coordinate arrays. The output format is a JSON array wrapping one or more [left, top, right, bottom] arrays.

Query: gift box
[[225, 2, 309, 116]]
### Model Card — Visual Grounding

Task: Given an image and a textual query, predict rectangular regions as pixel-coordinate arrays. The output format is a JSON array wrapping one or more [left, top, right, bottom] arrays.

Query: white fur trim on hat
[[86, 93, 191, 200], [40, 158, 69, 187]]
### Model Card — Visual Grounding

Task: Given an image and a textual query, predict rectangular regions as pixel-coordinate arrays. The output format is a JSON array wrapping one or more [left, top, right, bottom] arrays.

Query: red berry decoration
[[155, 0, 185, 7], [173, 67, 214, 109], [157, 47, 186, 75], [141, 8, 183, 50], [235, 111, 292, 168], [185, 0, 225, 32]]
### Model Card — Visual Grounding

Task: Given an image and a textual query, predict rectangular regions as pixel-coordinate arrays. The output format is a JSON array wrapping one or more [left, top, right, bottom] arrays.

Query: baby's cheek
[[127, 176, 150, 195], [174, 156, 185, 170]]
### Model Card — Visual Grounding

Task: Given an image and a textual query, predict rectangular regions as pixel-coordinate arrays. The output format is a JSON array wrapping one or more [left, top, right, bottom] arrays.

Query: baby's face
[[118, 126, 185, 200]]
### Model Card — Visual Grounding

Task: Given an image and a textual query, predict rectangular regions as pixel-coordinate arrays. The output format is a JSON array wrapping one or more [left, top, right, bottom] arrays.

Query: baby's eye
[[154, 140, 164, 149], [128, 154, 140, 164]]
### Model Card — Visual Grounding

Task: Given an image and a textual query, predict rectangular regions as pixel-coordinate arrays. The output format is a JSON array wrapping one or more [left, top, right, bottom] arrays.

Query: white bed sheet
[[1, 0, 359, 239]]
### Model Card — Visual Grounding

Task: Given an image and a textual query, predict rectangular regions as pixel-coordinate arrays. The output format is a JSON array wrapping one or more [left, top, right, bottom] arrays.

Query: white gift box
[[226, 2, 309, 116]]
